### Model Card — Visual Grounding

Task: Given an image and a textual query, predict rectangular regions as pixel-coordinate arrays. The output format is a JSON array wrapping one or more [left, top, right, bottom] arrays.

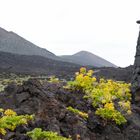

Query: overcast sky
[[0, 0, 140, 67]]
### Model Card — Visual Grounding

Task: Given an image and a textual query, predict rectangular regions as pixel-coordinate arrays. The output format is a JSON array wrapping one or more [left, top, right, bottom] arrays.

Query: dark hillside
[[0, 51, 133, 82], [60, 51, 117, 67], [0, 51, 80, 78]]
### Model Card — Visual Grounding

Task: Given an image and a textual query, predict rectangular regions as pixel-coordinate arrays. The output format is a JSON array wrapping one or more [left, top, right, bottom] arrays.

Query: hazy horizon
[[0, 0, 140, 67]]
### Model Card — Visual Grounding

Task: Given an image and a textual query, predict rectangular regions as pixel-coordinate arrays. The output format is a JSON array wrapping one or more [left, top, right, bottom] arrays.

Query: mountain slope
[[0, 27, 59, 60], [0, 50, 133, 82], [0, 27, 116, 67], [0, 51, 80, 78], [60, 51, 117, 67]]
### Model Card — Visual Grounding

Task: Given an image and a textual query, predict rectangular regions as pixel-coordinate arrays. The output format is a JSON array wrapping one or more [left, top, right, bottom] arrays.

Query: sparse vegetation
[[67, 106, 88, 120], [0, 75, 31, 92], [27, 128, 71, 140], [0, 68, 136, 139], [0, 108, 34, 135], [66, 67, 132, 125], [48, 76, 60, 83]]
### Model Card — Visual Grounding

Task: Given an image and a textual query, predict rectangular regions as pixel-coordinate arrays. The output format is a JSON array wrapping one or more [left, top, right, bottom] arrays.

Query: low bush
[[66, 67, 132, 125]]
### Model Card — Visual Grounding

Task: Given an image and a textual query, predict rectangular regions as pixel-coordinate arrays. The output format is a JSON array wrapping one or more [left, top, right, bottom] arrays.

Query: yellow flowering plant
[[66, 67, 132, 125], [4, 109, 17, 116], [0, 108, 34, 135], [67, 106, 88, 120]]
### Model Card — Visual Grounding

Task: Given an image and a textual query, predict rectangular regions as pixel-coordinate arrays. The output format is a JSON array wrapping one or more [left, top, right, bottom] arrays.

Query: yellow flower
[[4, 109, 17, 116], [76, 74, 84, 82], [87, 70, 94, 76], [104, 103, 114, 110], [79, 112, 88, 119], [84, 76, 90, 80], [92, 77, 96, 82], [80, 67, 86, 74]]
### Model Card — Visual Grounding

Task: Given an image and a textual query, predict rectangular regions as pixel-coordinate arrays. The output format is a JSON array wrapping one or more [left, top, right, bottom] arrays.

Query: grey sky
[[0, 0, 140, 67]]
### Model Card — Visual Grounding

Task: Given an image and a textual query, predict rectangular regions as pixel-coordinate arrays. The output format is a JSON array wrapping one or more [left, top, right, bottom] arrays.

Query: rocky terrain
[[0, 79, 140, 140], [0, 51, 81, 79], [94, 65, 133, 83]]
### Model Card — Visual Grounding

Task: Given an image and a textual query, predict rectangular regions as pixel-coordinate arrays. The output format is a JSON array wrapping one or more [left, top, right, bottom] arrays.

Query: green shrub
[[27, 128, 71, 140], [66, 67, 132, 125], [67, 106, 88, 120], [0, 108, 34, 135]]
